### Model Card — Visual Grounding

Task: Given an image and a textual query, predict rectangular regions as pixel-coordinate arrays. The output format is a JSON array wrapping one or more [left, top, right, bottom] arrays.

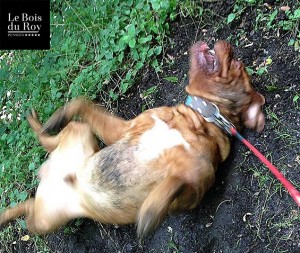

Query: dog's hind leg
[[0, 199, 34, 229], [25, 196, 84, 234], [136, 176, 185, 237], [0, 197, 82, 234], [42, 98, 131, 145]]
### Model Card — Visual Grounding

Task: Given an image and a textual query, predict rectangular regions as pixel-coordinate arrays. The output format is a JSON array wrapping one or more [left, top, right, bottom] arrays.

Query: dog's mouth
[[197, 42, 217, 72]]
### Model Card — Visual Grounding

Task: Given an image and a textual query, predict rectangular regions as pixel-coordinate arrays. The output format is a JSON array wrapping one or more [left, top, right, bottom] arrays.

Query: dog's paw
[[27, 109, 43, 133], [136, 207, 163, 237], [41, 107, 68, 134], [28, 109, 38, 120]]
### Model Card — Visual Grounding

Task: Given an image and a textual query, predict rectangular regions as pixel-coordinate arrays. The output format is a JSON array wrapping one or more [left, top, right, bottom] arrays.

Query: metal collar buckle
[[185, 95, 236, 135]]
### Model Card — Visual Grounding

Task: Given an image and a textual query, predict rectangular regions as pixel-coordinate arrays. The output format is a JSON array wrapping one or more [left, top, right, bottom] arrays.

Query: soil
[[8, 1, 300, 253]]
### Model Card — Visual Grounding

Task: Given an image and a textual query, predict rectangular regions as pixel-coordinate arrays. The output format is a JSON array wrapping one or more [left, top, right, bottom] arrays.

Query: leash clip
[[185, 95, 236, 135], [209, 103, 236, 135]]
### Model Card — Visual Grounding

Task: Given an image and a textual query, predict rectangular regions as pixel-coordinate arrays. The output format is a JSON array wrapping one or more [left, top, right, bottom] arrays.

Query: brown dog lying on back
[[0, 41, 265, 237]]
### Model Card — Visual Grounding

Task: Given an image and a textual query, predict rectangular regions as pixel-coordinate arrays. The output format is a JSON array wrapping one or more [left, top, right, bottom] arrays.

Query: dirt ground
[[8, 1, 299, 253]]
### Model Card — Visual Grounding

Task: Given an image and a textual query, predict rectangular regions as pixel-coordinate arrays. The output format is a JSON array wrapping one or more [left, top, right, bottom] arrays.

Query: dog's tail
[[0, 199, 34, 229], [42, 98, 129, 145], [41, 97, 93, 134], [136, 176, 184, 237], [28, 110, 62, 152]]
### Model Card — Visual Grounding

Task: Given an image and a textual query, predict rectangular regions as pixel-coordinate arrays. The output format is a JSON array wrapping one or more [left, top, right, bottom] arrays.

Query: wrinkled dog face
[[186, 40, 265, 132]]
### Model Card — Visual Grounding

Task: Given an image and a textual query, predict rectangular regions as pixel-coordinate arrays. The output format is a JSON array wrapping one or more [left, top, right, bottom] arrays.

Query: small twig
[[216, 199, 232, 213]]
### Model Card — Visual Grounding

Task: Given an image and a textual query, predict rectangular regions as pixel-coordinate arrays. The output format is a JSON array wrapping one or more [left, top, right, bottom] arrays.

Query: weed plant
[[0, 0, 178, 210], [0, 1, 179, 248]]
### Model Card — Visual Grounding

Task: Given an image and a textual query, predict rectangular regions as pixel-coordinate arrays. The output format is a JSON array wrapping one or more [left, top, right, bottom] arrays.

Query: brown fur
[[0, 41, 265, 237]]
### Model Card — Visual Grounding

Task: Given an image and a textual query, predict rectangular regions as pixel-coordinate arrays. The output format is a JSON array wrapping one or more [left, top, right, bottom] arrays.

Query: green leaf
[[136, 61, 144, 70], [199, 7, 203, 17], [120, 82, 129, 93], [147, 48, 154, 57], [267, 10, 278, 27], [109, 90, 118, 101], [246, 67, 254, 75], [163, 76, 178, 83], [288, 38, 295, 46], [138, 35, 152, 44], [293, 9, 300, 19], [151, 26, 159, 34], [121, 35, 130, 44], [153, 46, 162, 55], [17, 191, 28, 201], [266, 85, 279, 92], [257, 67, 266, 75], [129, 38, 136, 48], [1, 133, 7, 141], [293, 94, 299, 102], [28, 162, 35, 171], [127, 24, 136, 38], [125, 71, 132, 81], [18, 219, 27, 229], [142, 85, 157, 98], [150, 0, 160, 11], [227, 13, 236, 24]]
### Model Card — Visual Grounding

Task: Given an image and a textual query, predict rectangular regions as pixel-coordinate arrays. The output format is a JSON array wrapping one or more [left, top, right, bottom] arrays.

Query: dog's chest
[[137, 116, 190, 162]]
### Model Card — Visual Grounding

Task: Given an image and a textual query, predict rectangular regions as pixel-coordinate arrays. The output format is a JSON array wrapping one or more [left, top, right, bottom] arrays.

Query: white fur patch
[[35, 145, 89, 217], [137, 115, 190, 162]]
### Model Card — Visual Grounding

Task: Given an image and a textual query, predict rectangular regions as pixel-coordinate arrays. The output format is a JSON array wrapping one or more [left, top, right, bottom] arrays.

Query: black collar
[[185, 95, 235, 135]]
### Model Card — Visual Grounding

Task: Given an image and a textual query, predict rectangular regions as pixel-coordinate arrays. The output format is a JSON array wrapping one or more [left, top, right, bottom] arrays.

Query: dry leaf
[[243, 213, 253, 222], [21, 235, 30, 241], [206, 222, 213, 228], [280, 6, 290, 11]]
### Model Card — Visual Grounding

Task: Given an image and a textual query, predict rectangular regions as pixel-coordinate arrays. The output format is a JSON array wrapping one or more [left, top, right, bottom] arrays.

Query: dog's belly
[[77, 142, 160, 223], [77, 116, 190, 223]]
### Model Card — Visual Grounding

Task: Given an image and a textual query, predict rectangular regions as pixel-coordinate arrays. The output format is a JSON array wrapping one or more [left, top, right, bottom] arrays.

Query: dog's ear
[[243, 91, 265, 132]]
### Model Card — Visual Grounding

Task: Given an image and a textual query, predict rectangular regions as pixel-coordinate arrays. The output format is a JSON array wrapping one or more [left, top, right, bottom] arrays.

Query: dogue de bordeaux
[[0, 40, 265, 237]]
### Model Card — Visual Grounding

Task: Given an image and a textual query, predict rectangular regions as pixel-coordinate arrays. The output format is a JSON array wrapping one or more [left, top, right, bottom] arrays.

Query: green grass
[[226, 0, 300, 49], [0, 0, 181, 251], [238, 105, 300, 252], [0, 0, 177, 207]]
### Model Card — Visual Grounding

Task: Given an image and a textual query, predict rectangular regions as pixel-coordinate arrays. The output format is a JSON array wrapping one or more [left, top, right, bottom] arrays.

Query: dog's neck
[[185, 95, 235, 135]]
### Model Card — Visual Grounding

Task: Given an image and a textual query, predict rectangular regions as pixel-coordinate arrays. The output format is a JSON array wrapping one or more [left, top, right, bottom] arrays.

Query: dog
[[0, 40, 265, 237]]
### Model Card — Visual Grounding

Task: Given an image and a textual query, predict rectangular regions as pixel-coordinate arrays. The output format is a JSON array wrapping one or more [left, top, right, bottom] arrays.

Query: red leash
[[230, 127, 300, 207], [185, 95, 300, 207]]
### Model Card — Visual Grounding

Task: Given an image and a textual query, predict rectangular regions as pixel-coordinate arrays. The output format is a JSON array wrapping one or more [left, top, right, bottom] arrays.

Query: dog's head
[[186, 40, 265, 132]]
